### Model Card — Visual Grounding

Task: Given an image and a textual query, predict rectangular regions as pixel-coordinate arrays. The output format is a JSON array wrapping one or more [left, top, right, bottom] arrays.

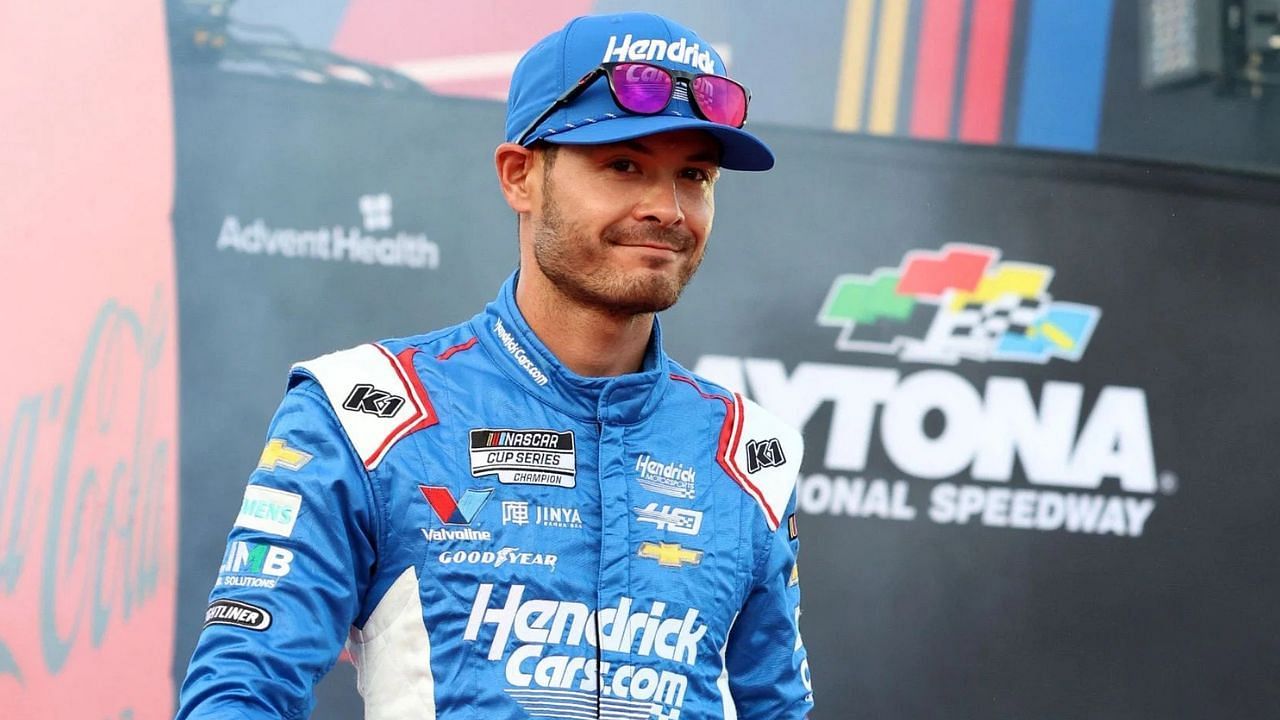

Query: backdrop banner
[[171, 61, 1280, 718], [0, 3, 178, 719]]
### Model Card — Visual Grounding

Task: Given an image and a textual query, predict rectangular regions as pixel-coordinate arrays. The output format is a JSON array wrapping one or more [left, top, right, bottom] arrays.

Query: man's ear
[[495, 142, 537, 214]]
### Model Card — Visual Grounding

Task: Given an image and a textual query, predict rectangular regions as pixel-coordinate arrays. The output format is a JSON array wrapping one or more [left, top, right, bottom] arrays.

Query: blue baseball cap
[[505, 12, 775, 171]]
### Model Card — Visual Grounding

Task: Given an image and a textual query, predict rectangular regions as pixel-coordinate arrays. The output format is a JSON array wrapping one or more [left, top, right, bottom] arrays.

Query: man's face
[[529, 129, 720, 316]]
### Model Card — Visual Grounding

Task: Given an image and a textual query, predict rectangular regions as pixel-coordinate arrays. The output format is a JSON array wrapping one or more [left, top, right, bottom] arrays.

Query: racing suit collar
[[472, 271, 671, 424]]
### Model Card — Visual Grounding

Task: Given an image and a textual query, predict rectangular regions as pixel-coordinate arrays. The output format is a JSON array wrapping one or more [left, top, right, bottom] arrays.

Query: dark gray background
[[171, 61, 1280, 718]]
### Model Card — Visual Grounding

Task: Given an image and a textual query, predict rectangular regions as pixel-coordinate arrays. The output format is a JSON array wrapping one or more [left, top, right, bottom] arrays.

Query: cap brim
[[539, 115, 775, 171]]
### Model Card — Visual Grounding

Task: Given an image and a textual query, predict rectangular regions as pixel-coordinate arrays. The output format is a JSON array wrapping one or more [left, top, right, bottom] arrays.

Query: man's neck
[[514, 271, 655, 378]]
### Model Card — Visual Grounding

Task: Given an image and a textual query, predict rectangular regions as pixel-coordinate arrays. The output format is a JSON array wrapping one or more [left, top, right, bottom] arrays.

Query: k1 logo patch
[[343, 383, 406, 418], [745, 437, 786, 473], [470, 429, 577, 488]]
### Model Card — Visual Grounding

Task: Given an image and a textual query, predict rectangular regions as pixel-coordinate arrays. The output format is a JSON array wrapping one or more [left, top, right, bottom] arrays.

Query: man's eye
[[609, 159, 637, 172], [682, 168, 712, 182]]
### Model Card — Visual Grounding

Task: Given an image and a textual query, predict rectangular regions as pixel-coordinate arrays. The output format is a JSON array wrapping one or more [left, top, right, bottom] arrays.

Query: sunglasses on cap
[[516, 61, 751, 146]]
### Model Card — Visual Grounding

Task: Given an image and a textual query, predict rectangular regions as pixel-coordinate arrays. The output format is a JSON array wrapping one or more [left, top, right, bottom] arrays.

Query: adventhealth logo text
[[217, 195, 439, 270]]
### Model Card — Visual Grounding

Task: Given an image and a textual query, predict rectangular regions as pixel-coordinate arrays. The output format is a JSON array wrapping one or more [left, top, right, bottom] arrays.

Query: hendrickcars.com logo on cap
[[600, 33, 717, 73]]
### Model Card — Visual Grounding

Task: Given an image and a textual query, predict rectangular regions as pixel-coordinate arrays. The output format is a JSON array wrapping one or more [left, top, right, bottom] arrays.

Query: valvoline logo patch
[[420, 486, 493, 525], [818, 244, 1101, 365]]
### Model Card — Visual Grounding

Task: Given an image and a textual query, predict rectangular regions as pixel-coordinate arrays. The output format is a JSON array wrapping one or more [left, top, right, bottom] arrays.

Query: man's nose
[[633, 179, 685, 226]]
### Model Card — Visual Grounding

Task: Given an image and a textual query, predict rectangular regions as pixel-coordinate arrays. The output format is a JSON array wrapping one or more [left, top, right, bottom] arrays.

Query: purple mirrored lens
[[692, 75, 747, 127], [610, 63, 673, 114]]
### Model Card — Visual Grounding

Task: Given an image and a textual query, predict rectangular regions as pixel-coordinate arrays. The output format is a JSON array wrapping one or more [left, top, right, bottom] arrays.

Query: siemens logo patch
[[470, 428, 576, 488], [234, 485, 302, 537]]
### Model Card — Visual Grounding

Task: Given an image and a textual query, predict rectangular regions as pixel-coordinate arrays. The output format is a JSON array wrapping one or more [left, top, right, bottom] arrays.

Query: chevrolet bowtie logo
[[257, 439, 312, 472], [637, 541, 703, 568]]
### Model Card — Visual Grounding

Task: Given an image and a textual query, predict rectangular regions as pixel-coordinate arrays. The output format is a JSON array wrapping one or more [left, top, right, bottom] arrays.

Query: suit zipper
[[594, 418, 604, 720]]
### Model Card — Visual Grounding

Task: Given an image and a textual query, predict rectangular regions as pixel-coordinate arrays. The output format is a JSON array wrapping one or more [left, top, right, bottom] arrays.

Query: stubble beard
[[532, 180, 704, 317]]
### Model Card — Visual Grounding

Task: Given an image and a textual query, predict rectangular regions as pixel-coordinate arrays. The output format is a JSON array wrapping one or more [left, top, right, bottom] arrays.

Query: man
[[177, 11, 812, 720]]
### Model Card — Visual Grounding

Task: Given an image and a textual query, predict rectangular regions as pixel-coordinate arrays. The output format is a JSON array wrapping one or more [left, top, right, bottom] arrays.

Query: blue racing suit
[[176, 272, 813, 719]]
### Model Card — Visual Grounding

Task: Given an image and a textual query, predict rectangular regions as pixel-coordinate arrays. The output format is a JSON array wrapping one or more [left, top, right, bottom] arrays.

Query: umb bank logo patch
[[818, 244, 1100, 365], [695, 244, 1180, 541], [470, 429, 577, 488]]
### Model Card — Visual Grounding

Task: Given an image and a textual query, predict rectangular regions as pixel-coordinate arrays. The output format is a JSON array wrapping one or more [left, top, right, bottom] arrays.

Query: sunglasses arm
[[515, 68, 604, 146]]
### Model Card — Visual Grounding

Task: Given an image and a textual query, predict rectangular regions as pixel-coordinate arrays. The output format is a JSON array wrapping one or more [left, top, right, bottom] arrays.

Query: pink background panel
[[0, 1, 179, 718]]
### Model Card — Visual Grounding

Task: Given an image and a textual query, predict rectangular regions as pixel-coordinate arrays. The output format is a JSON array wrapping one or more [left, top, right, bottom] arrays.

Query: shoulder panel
[[717, 394, 804, 532], [292, 343, 438, 471]]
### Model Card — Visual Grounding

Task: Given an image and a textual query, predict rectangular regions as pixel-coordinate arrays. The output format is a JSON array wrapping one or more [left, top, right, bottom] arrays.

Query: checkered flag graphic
[[948, 295, 1045, 342]]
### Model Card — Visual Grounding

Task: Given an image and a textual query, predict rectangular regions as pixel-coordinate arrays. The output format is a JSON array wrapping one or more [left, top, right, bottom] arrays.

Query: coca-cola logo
[[0, 292, 177, 714], [2, 4, 175, 714]]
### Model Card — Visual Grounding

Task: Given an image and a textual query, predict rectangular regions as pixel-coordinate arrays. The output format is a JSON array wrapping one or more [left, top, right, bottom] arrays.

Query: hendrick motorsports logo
[[216, 194, 440, 270], [818, 244, 1099, 365], [695, 244, 1178, 540]]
